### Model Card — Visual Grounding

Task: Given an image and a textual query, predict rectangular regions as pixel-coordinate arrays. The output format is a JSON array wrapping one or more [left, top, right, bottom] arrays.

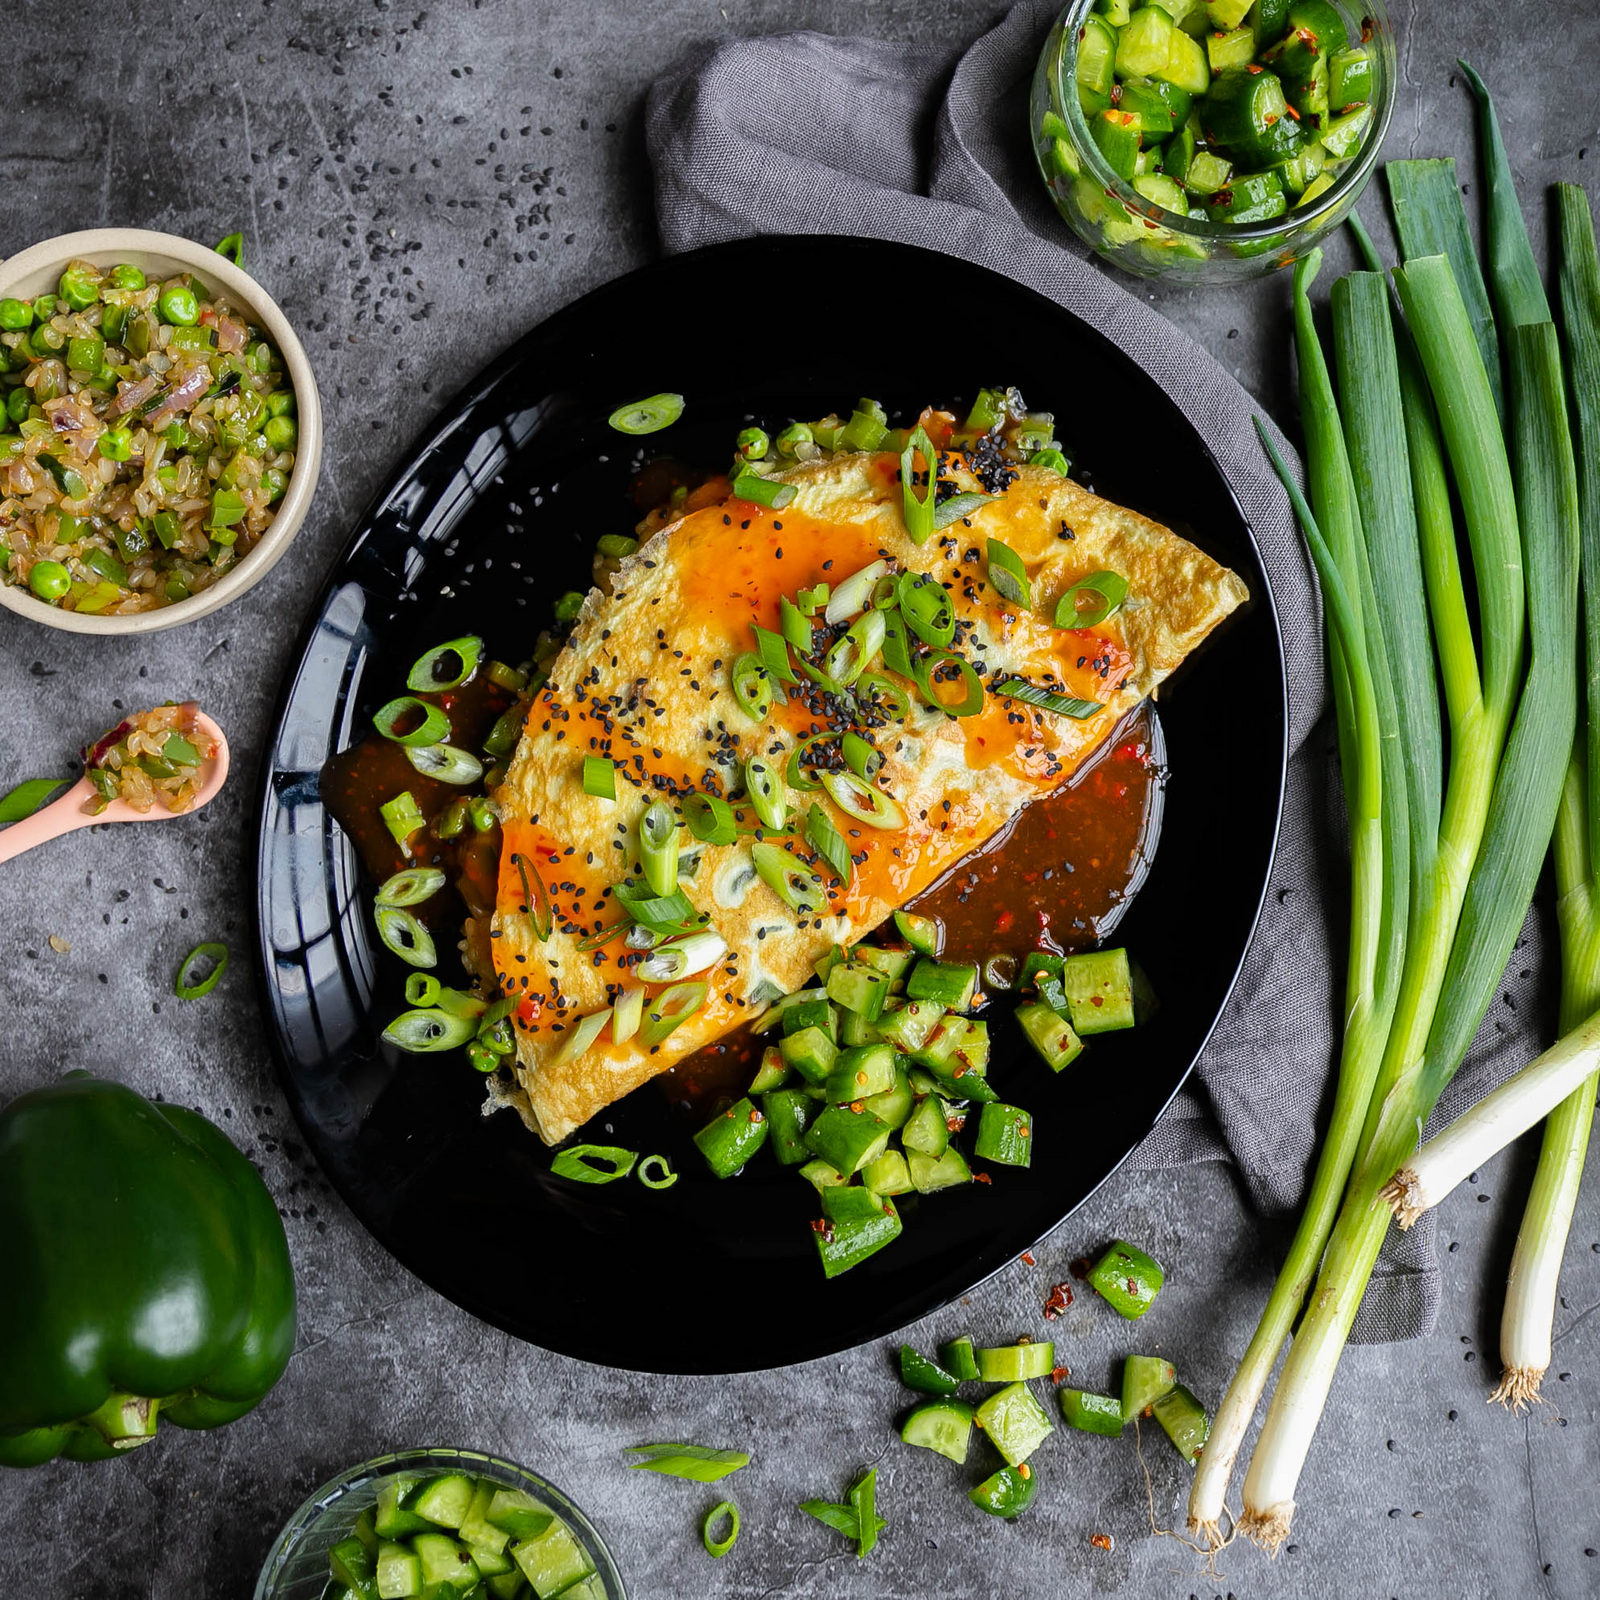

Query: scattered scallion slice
[[379, 790, 425, 849], [1054, 570, 1127, 629], [912, 650, 984, 717], [779, 595, 814, 655], [896, 572, 956, 647], [639, 800, 682, 896], [684, 792, 737, 845], [841, 732, 882, 780], [797, 582, 830, 614], [638, 1153, 679, 1189], [625, 1443, 751, 1481], [576, 921, 629, 951], [785, 732, 836, 792], [583, 755, 617, 801], [994, 677, 1103, 719], [934, 491, 997, 529], [880, 608, 915, 677], [174, 941, 228, 1000], [857, 673, 910, 721], [1029, 447, 1070, 475], [405, 635, 483, 692], [404, 972, 441, 1007], [639, 980, 710, 1046], [744, 755, 788, 830], [825, 561, 890, 625], [483, 706, 524, 757], [553, 590, 586, 623], [752, 841, 827, 916], [556, 1007, 611, 1065], [214, 231, 244, 265], [551, 1143, 638, 1183], [753, 623, 798, 685], [512, 852, 554, 942], [373, 695, 450, 747], [702, 1501, 740, 1559], [639, 930, 728, 982], [375, 905, 437, 968], [806, 803, 853, 886], [596, 533, 638, 559], [730, 652, 774, 722], [0, 777, 69, 824], [383, 1008, 478, 1052], [824, 610, 885, 687], [821, 770, 906, 829], [613, 882, 705, 935], [986, 539, 1032, 609], [376, 867, 447, 906], [612, 986, 645, 1043], [900, 425, 939, 544], [607, 392, 684, 434], [406, 743, 485, 785], [435, 987, 488, 1019], [730, 468, 796, 509]]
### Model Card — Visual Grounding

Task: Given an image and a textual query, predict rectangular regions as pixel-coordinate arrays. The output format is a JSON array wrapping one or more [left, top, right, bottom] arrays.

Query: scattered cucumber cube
[[900, 1398, 975, 1463], [975, 1339, 1055, 1382], [898, 1343, 961, 1396], [974, 1102, 1033, 1167], [1060, 1388, 1126, 1436], [941, 1336, 981, 1382], [1089, 1238, 1166, 1318], [1152, 1383, 1212, 1463], [1121, 1354, 1177, 1420], [974, 1382, 1055, 1467], [408, 1473, 476, 1530]]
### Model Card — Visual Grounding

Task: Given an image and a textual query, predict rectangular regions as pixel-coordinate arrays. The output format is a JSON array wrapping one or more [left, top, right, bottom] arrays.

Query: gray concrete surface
[[1, 1, 1598, 1595]]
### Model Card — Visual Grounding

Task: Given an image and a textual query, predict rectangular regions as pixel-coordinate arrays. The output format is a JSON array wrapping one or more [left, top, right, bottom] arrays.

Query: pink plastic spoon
[[0, 711, 230, 866]]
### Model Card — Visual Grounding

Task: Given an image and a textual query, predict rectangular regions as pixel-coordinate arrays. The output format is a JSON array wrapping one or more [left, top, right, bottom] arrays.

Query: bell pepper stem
[[85, 1390, 162, 1449]]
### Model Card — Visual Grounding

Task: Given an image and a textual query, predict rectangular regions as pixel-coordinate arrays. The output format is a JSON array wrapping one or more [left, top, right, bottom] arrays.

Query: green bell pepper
[[0, 1074, 297, 1467]]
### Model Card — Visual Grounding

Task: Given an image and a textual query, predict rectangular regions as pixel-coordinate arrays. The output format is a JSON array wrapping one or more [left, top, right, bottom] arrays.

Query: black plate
[[254, 236, 1286, 1374]]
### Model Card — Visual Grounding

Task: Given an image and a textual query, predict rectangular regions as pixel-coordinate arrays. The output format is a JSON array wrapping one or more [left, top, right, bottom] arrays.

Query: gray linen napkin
[[645, 0, 1556, 1340]]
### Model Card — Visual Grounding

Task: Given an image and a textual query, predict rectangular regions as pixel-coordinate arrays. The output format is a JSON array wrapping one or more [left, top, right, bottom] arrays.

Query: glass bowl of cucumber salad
[[254, 1446, 627, 1600], [1031, 0, 1396, 281]]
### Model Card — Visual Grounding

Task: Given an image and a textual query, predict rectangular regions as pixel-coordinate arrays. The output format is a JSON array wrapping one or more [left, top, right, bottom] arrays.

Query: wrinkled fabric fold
[[644, 0, 1556, 1339]]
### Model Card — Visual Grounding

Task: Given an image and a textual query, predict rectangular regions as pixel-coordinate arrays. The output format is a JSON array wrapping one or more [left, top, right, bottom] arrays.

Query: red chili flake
[[1018, 1463, 1032, 1480], [1361, 15, 1374, 40], [1090, 1533, 1114, 1552], [515, 996, 543, 1025], [748, 1108, 764, 1123], [1110, 83, 1122, 104], [810, 1218, 835, 1240], [1264, 113, 1279, 125], [1051, 1364, 1070, 1383], [1247, 62, 1263, 73], [1020, 1251, 1036, 1266], [1070, 1256, 1093, 1279], [1090, 995, 1104, 1007], [974, 1171, 993, 1185], [996, 909, 1015, 933], [1043, 1282, 1074, 1319], [945, 1116, 963, 1132], [1285, 103, 1302, 120], [1126, 1277, 1139, 1296]]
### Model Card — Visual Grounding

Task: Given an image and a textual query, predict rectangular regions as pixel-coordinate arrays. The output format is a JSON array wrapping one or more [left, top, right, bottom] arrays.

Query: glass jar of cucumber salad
[[1031, 0, 1395, 282]]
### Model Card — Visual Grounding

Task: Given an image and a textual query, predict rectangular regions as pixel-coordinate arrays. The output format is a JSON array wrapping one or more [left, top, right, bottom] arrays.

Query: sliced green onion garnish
[[785, 732, 836, 792], [583, 755, 617, 800], [596, 533, 638, 559], [963, 387, 1005, 433], [639, 930, 728, 982], [869, 573, 900, 609], [0, 777, 69, 824], [404, 972, 441, 1007], [376, 867, 447, 906], [613, 882, 704, 935], [880, 608, 914, 677], [912, 650, 984, 718], [435, 987, 489, 1019], [639, 980, 709, 1047], [730, 652, 774, 722], [1029, 447, 1070, 475], [751, 841, 827, 916], [379, 790, 425, 849], [856, 673, 910, 721], [383, 1008, 478, 1052], [934, 491, 998, 529], [896, 572, 956, 646], [465, 1039, 500, 1073], [702, 1501, 740, 1559], [753, 623, 798, 684], [994, 677, 1103, 719], [487, 660, 529, 691], [821, 769, 906, 830], [1054, 569, 1127, 629], [796, 582, 830, 614], [639, 800, 681, 896], [841, 731, 882, 780], [512, 852, 554, 941], [776, 422, 814, 457], [824, 561, 889, 625], [174, 941, 228, 1000], [214, 231, 244, 265], [986, 539, 1032, 608], [637, 1153, 679, 1189], [840, 397, 889, 452], [576, 921, 630, 951], [779, 594, 814, 655], [406, 743, 485, 785], [375, 905, 437, 968], [553, 590, 586, 624], [736, 426, 770, 461], [730, 468, 796, 509], [625, 1442, 750, 1481], [612, 986, 645, 1043], [744, 755, 788, 830], [824, 610, 886, 687], [556, 1007, 612, 1065], [483, 705, 525, 757], [373, 696, 450, 747], [901, 424, 939, 544], [805, 803, 853, 886], [683, 792, 737, 845], [608, 392, 684, 434], [551, 1143, 638, 1183], [405, 635, 483, 692]]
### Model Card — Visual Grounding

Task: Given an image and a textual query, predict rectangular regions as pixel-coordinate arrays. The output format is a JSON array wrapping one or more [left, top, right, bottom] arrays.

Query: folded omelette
[[489, 440, 1247, 1143]]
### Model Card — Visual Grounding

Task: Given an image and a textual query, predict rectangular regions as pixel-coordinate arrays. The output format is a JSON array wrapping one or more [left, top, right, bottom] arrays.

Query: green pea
[[30, 323, 65, 357], [0, 298, 33, 331], [28, 559, 70, 601], [7, 388, 30, 423], [263, 388, 296, 419], [109, 264, 147, 291], [736, 426, 770, 461], [57, 265, 101, 311], [263, 415, 297, 451], [98, 426, 133, 462], [66, 335, 104, 372], [157, 284, 200, 326]]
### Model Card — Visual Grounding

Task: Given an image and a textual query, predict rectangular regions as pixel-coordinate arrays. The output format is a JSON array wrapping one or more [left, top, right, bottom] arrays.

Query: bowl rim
[[252, 1443, 628, 1600], [1045, 0, 1396, 245], [0, 226, 321, 636]]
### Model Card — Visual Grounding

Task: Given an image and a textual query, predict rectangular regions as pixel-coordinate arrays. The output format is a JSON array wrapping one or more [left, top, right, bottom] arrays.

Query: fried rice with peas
[[0, 256, 297, 615]]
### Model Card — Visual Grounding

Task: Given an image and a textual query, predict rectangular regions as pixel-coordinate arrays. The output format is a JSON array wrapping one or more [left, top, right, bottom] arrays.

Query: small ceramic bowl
[[0, 227, 321, 634], [253, 1445, 628, 1600]]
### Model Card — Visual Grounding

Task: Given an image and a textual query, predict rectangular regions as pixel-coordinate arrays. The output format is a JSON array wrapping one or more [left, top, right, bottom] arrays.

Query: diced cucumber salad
[[898, 1239, 1207, 1519], [321, 1472, 602, 1600], [688, 931, 1151, 1278], [1038, 0, 1378, 257]]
